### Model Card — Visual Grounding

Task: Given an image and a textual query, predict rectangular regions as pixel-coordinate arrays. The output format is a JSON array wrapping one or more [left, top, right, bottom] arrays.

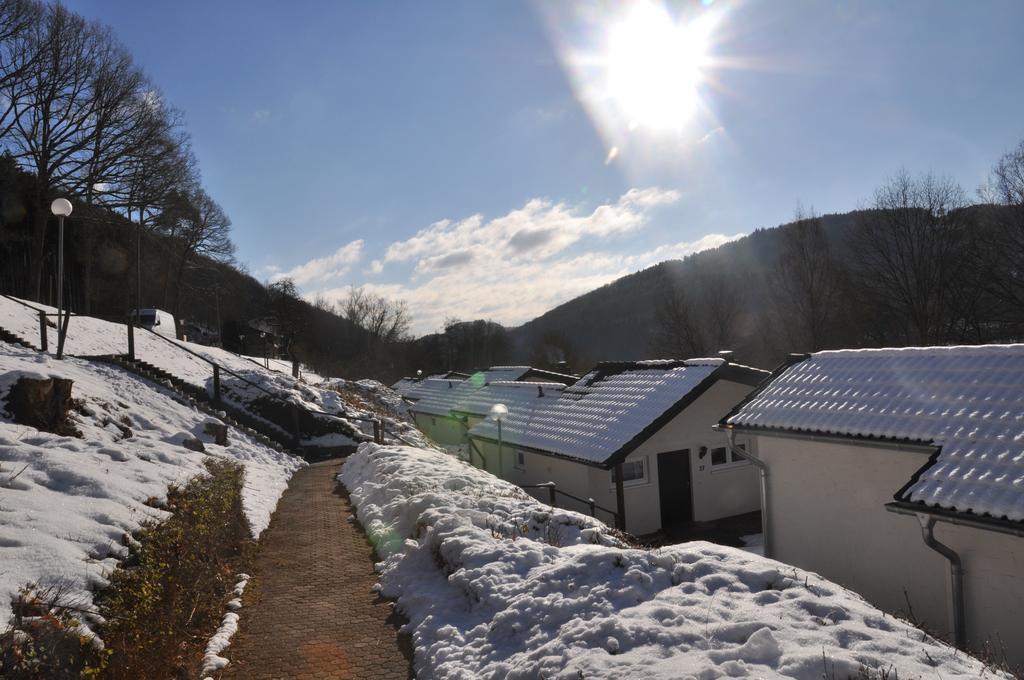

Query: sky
[[63, 0, 1024, 335]]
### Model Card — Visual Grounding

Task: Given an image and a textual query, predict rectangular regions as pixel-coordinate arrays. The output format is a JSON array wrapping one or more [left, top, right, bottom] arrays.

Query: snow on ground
[[0, 342, 304, 634], [243, 354, 328, 386], [341, 444, 1007, 680], [0, 297, 369, 443], [321, 377, 433, 449]]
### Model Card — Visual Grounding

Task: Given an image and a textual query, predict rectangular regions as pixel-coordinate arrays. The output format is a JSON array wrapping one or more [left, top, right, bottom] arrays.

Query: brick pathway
[[219, 460, 414, 679]]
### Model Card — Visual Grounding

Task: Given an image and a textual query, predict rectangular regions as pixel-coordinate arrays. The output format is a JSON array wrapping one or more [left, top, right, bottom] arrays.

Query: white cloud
[[294, 188, 740, 336], [383, 188, 681, 270], [315, 231, 743, 336], [270, 239, 364, 286]]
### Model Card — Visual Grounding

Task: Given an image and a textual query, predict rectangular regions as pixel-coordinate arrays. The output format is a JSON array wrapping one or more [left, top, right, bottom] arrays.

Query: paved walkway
[[220, 460, 414, 679]]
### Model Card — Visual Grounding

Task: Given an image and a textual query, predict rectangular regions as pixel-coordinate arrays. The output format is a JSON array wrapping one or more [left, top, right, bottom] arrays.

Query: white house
[[391, 371, 468, 402], [467, 358, 768, 536], [717, 344, 1024, 662], [408, 366, 576, 447]]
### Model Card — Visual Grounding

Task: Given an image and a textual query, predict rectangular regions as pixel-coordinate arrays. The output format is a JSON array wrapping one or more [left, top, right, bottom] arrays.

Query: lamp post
[[51, 198, 73, 359], [489, 403, 508, 476]]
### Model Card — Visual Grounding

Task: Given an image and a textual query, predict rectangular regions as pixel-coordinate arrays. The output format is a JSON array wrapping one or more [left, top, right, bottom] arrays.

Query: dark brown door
[[658, 449, 693, 528]]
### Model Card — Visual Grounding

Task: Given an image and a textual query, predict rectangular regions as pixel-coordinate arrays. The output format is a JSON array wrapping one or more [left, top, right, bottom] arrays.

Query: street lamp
[[51, 198, 73, 359], [489, 403, 508, 476]]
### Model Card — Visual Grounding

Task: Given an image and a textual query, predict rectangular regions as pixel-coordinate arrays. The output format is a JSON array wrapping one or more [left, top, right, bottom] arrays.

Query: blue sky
[[64, 0, 1024, 334]]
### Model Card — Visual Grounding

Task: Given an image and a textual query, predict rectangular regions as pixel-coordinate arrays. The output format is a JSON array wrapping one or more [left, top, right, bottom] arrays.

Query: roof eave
[[467, 432, 608, 469], [885, 501, 1024, 538], [715, 422, 938, 453]]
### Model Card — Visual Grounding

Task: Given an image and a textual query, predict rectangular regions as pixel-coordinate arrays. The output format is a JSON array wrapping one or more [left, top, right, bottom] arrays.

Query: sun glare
[[606, 3, 712, 133]]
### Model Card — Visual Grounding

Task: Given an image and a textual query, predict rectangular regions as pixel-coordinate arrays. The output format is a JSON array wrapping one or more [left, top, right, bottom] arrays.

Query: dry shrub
[[94, 458, 251, 678]]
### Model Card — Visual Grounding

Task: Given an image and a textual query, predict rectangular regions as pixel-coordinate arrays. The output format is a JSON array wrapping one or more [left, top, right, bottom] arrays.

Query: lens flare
[[541, 0, 729, 169], [606, 2, 711, 132]]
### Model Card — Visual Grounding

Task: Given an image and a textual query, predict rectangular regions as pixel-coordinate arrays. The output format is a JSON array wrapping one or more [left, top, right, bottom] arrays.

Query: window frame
[[513, 449, 527, 471], [710, 442, 752, 472], [610, 456, 650, 488]]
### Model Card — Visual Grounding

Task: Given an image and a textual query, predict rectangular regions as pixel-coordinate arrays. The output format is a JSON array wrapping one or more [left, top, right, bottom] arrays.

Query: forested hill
[[501, 203, 1016, 372], [502, 216, 814, 369]]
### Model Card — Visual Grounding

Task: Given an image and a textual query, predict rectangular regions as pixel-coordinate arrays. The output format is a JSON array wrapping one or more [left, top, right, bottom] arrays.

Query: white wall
[[756, 434, 1024, 664], [412, 412, 466, 447], [637, 379, 760, 524], [469, 378, 760, 536]]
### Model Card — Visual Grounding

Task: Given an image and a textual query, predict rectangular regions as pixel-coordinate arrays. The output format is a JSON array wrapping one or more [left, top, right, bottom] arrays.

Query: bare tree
[[0, 0, 42, 137], [768, 207, 843, 351], [2, 4, 107, 299], [978, 140, 1024, 331], [311, 292, 336, 314], [342, 286, 411, 348], [651, 263, 741, 358], [158, 187, 233, 320], [849, 170, 973, 345], [70, 29, 146, 311]]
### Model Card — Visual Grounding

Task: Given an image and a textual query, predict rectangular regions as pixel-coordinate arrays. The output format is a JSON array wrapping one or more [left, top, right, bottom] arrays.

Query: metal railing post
[[588, 497, 596, 517], [38, 311, 47, 352], [212, 365, 221, 405], [547, 482, 557, 507]]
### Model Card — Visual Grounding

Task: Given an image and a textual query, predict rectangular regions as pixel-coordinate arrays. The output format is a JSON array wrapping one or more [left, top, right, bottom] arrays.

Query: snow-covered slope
[[0, 297, 373, 447], [0, 343, 304, 634], [341, 444, 1006, 680]]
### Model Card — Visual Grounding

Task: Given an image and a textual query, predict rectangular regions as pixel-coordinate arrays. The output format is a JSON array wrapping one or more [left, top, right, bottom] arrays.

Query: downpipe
[[917, 515, 967, 649], [725, 429, 771, 558]]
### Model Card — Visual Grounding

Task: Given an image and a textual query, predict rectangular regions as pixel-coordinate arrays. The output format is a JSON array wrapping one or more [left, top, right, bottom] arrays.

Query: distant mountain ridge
[[503, 211, 863, 370]]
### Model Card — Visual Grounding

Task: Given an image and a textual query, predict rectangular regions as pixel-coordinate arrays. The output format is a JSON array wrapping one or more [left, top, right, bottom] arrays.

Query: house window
[[514, 450, 526, 470], [611, 457, 648, 487], [710, 443, 750, 470]]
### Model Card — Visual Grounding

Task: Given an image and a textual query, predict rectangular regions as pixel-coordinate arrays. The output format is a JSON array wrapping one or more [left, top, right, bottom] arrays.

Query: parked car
[[131, 308, 177, 338]]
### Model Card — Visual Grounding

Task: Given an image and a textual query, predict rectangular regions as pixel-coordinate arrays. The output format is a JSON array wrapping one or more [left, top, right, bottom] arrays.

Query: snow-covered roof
[[454, 381, 564, 419], [723, 344, 1024, 524], [470, 359, 763, 467], [391, 377, 420, 396], [412, 367, 534, 417]]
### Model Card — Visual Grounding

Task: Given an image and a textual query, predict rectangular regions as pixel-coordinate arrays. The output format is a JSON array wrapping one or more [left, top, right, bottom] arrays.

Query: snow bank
[[341, 444, 1006, 680], [199, 572, 250, 678], [0, 343, 304, 633]]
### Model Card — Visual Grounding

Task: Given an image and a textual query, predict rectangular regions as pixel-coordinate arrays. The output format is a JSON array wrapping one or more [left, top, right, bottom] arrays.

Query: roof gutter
[[722, 425, 937, 454], [723, 427, 771, 559], [885, 503, 966, 648]]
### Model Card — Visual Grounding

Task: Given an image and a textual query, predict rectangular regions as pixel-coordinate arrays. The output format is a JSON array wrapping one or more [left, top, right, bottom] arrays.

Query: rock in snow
[[341, 443, 1007, 680]]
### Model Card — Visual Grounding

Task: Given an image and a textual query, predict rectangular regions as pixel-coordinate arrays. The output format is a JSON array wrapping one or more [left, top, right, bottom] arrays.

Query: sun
[[604, 2, 713, 133]]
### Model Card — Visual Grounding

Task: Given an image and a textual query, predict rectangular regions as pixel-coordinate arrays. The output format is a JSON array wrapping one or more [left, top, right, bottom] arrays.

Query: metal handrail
[[382, 427, 417, 446], [520, 481, 621, 525], [135, 324, 283, 401], [1, 294, 77, 317]]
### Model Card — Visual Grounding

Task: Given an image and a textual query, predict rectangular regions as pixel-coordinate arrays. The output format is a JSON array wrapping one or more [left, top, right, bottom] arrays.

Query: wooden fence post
[[547, 483, 557, 507], [614, 462, 626, 530], [38, 311, 47, 352], [290, 403, 301, 450], [212, 365, 221, 405], [126, 315, 134, 360]]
